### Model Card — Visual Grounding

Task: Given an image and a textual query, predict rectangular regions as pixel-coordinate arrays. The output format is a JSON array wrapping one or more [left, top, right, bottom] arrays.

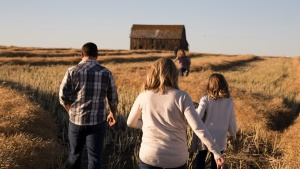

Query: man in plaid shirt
[[59, 42, 118, 169]]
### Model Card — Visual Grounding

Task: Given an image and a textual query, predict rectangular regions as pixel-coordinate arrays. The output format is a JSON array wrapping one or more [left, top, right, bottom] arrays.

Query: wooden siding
[[130, 24, 189, 51], [130, 39, 181, 50]]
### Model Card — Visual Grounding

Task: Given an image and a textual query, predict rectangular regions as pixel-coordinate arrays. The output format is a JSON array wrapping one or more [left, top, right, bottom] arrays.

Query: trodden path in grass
[[0, 85, 65, 169]]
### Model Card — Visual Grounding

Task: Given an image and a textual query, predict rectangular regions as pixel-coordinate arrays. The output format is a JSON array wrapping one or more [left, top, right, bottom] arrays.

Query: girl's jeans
[[195, 150, 224, 169]]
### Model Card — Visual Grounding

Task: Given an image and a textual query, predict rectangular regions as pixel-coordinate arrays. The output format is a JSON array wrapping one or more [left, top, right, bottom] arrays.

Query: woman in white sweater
[[193, 73, 236, 169], [127, 58, 224, 169]]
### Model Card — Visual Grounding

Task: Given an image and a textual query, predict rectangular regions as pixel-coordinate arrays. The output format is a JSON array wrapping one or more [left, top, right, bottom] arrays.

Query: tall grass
[[0, 47, 299, 168]]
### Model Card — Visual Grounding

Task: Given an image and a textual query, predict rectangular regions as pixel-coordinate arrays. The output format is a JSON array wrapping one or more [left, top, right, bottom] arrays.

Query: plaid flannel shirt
[[59, 60, 118, 125]]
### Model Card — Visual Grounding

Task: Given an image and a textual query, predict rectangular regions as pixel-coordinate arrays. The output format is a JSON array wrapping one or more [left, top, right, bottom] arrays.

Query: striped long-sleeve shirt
[[59, 60, 118, 125]]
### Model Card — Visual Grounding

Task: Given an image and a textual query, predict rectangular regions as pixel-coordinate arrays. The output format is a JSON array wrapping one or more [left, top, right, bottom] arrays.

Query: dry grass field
[[0, 45, 299, 169]]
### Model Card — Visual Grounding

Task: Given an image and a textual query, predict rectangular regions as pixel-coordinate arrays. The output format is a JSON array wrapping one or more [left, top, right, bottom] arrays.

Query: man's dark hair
[[82, 42, 98, 57]]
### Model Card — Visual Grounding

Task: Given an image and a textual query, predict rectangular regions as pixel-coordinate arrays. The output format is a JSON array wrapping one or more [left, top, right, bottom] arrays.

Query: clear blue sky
[[1, 0, 299, 57]]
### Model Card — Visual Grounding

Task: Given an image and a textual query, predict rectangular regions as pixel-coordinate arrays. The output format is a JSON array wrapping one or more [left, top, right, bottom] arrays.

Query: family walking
[[59, 42, 236, 169]]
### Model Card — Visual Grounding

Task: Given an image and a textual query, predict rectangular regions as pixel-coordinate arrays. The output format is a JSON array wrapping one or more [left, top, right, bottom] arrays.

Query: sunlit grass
[[0, 87, 65, 169], [0, 47, 299, 168]]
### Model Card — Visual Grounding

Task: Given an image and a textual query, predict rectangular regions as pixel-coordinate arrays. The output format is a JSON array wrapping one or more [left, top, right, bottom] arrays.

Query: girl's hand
[[216, 157, 225, 169]]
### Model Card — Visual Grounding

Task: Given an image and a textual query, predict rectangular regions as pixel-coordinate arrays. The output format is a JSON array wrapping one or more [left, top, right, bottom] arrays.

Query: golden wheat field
[[0, 45, 299, 169]]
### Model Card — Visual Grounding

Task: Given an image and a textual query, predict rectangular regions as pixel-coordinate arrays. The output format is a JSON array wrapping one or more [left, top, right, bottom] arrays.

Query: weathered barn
[[130, 24, 189, 51]]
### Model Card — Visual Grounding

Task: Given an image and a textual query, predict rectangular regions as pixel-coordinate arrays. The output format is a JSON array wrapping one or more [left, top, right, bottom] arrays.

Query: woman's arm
[[127, 95, 143, 128], [183, 94, 223, 160], [185, 109, 223, 160]]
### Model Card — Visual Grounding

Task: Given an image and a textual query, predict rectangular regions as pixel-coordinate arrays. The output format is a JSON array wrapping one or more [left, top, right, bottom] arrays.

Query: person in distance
[[173, 49, 191, 77]]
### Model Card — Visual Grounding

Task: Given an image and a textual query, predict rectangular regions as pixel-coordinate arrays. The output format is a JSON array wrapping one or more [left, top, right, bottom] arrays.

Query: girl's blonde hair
[[207, 73, 230, 99], [142, 58, 179, 94], [177, 49, 186, 57]]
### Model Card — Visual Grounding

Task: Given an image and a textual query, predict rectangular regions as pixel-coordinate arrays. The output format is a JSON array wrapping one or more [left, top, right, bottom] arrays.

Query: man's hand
[[107, 112, 116, 126]]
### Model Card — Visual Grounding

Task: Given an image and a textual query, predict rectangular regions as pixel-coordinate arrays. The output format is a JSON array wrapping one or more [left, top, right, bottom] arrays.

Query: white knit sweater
[[127, 88, 223, 168], [196, 95, 236, 151]]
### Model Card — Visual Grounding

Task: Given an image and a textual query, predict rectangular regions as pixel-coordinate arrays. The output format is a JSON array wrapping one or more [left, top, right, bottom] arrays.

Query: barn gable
[[130, 24, 189, 51]]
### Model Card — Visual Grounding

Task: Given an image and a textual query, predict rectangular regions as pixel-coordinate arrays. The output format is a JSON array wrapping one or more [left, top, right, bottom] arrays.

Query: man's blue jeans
[[68, 121, 107, 169]]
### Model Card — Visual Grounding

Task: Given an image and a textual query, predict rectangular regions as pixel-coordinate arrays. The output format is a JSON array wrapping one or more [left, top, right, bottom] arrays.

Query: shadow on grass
[[191, 56, 263, 73], [0, 58, 81, 66], [0, 80, 68, 169], [0, 80, 68, 142], [0, 49, 166, 58], [250, 92, 299, 132], [0, 51, 234, 66], [0, 55, 175, 66], [0, 52, 255, 68], [267, 98, 300, 132]]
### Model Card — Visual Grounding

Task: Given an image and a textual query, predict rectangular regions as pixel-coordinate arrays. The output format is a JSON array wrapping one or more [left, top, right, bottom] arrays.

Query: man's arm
[[59, 70, 72, 113], [106, 71, 118, 126]]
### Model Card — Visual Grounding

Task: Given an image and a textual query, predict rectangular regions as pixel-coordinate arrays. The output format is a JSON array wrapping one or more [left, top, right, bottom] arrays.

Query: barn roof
[[130, 24, 185, 39]]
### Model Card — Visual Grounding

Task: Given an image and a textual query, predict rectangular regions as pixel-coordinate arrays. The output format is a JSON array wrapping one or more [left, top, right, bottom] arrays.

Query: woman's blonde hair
[[142, 58, 179, 94], [207, 73, 230, 99]]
